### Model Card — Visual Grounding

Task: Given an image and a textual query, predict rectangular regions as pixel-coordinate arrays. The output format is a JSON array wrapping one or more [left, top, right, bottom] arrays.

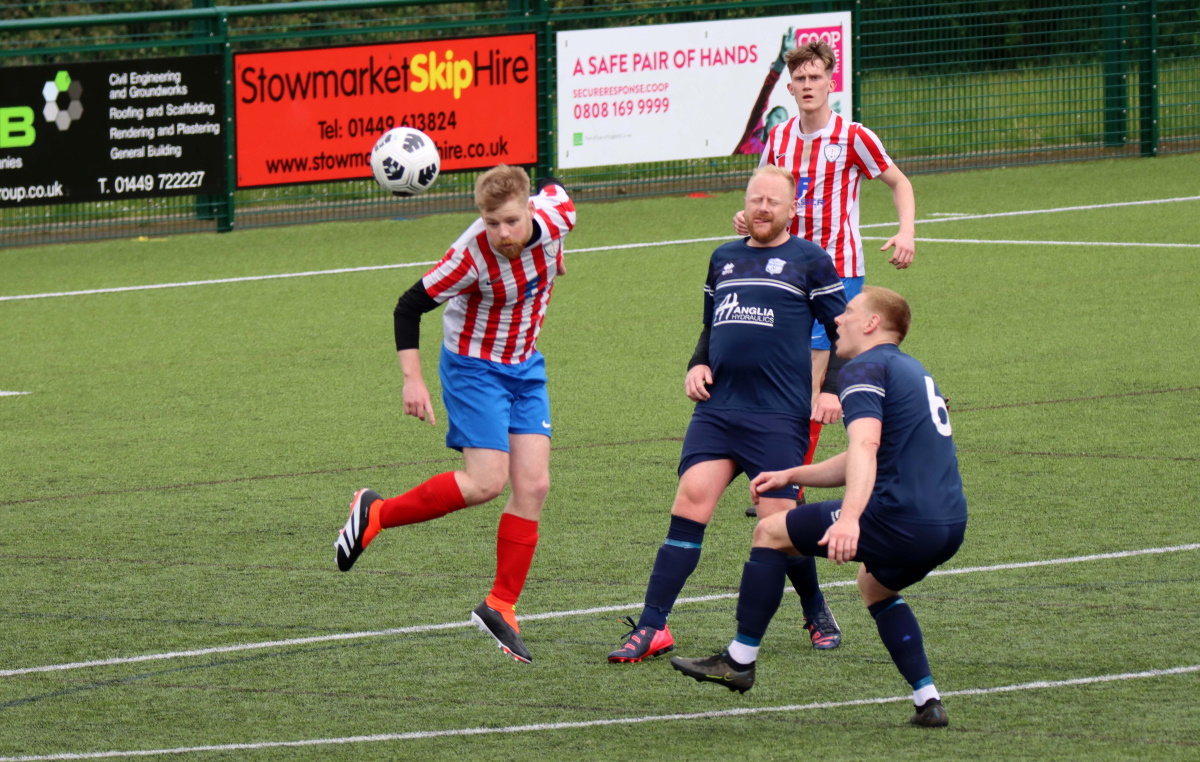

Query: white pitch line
[[1, 542, 1195, 679], [2, 195, 1197, 303], [1, 665, 1196, 761], [0, 391, 31, 396], [0, 262, 441, 303], [858, 193, 1200, 229], [861, 236, 1200, 248]]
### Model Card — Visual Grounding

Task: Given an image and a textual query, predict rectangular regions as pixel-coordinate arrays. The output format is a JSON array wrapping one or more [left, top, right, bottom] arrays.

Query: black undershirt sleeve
[[393, 279, 441, 351], [687, 322, 712, 370], [819, 317, 846, 396]]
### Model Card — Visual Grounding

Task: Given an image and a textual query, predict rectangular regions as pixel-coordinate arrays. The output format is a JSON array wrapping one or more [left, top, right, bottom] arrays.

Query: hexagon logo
[[42, 70, 82, 131]]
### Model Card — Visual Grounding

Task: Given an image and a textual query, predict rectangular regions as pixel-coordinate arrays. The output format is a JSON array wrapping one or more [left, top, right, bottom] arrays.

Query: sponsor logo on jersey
[[714, 292, 775, 327], [722, 262, 735, 275]]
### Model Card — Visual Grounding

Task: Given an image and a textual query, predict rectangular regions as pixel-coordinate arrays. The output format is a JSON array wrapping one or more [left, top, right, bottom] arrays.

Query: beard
[[494, 239, 524, 259], [748, 212, 790, 244]]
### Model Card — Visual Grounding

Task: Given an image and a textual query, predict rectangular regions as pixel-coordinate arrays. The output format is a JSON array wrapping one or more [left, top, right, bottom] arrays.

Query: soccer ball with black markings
[[370, 127, 440, 197]]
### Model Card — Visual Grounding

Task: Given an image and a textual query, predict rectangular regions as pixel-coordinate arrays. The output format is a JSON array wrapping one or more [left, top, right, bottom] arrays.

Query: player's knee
[[514, 472, 550, 505], [463, 471, 508, 504], [751, 513, 790, 550]]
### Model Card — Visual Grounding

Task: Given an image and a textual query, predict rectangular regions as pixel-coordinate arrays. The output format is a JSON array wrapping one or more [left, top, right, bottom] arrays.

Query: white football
[[370, 127, 440, 196]]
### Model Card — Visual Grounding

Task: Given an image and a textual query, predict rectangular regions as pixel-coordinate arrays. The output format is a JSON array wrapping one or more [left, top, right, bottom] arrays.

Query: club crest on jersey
[[766, 258, 785, 275], [823, 144, 842, 163], [714, 292, 775, 327]]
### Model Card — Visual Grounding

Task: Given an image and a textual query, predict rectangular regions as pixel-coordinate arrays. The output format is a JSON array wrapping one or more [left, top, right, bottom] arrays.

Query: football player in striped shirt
[[738, 41, 916, 556], [671, 287, 967, 728], [333, 165, 576, 665], [608, 166, 848, 664]]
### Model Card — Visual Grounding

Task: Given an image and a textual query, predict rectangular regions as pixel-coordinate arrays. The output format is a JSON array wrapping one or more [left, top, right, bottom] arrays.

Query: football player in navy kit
[[609, 166, 848, 663], [670, 286, 967, 728]]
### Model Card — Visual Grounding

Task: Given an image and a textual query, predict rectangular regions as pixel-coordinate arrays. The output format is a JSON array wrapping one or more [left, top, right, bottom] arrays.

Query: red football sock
[[799, 419, 823, 501], [375, 472, 466, 532], [489, 513, 539, 627]]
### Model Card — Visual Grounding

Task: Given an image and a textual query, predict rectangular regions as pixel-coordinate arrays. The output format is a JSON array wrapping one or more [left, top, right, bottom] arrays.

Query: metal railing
[[1, 0, 1196, 244]]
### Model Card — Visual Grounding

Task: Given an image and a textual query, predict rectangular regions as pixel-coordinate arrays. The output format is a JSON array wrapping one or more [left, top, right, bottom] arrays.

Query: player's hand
[[818, 516, 860, 564], [685, 364, 713, 402], [749, 470, 791, 505], [812, 392, 842, 425], [732, 210, 749, 237], [881, 232, 915, 269], [556, 258, 567, 276], [402, 380, 437, 426]]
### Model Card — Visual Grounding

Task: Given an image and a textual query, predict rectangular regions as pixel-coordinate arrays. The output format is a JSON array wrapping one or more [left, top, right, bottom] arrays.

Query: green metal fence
[[2, 0, 1197, 245]]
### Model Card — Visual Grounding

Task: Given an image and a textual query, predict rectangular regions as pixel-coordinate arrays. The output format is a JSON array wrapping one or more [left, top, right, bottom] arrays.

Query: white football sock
[[727, 640, 759, 665], [913, 683, 940, 706]]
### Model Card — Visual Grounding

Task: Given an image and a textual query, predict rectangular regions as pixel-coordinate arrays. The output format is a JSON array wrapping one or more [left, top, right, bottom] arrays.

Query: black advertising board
[[0, 55, 225, 208]]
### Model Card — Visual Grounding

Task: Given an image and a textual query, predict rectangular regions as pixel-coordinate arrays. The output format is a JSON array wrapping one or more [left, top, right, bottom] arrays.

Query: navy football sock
[[734, 547, 790, 643], [639, 515, 706, 630], [869, 596, 933, 688], [785, 555, 826, 620]]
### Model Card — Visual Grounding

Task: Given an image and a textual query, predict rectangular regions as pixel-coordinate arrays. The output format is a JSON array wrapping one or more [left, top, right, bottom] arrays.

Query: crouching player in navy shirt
[[670, 286, 968, 729]]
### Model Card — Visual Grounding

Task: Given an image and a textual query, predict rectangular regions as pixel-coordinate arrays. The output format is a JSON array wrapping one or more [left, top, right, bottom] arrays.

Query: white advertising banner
[[556, 13, 852, 169]]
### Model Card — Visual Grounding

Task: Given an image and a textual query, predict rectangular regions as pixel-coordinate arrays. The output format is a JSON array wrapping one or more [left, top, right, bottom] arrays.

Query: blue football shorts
[[678, 406, 807, 499], [785, 499, 967, 591], [811, 275, 863, 351], [438, 346, 551, 452]]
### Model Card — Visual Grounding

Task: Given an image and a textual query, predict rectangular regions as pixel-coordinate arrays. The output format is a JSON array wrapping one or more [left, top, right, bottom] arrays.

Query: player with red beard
[[609, 166, 848, 663]]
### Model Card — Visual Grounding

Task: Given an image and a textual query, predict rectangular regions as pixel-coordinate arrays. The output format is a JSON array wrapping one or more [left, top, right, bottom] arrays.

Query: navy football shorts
[[677, 406, 807, 499], [785, 499, 967, 591]]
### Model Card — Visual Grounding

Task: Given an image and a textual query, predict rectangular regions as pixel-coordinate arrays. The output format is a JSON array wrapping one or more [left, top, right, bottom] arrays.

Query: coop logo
[[713, 292, 775, 327], [43, 70, 83, 131]]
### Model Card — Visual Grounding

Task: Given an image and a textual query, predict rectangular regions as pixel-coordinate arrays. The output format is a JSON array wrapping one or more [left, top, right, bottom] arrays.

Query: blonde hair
[[862, 286, 912, 343], [785, 40, 836, 76], [748, 164, 797, 200], [474, 165, 530, 212]]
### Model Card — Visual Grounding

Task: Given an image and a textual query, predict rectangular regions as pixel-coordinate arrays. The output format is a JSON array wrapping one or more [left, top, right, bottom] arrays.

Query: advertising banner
[[556, 13, 851, 168], [0, 56, 225, 208], [234, 34, 538, 188]]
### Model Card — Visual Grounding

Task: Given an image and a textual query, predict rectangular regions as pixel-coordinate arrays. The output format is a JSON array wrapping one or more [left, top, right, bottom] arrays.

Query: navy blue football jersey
[[839, 343, 968, 525], [701, 235, 846, 415]]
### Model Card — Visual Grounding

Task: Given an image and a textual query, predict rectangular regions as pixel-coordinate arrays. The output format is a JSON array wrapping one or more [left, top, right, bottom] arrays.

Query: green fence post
[[1101, 0, 1130, 148], [535, 1, 554, 181], [852, 1, 861, 125], [192, 0, 218, 223], [1138, 0, 1158, 156], [217, 11, 234, 232]]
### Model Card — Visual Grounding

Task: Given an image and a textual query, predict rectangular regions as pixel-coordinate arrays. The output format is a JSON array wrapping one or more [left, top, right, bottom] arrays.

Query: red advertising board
[[234, 34, 537, 188]]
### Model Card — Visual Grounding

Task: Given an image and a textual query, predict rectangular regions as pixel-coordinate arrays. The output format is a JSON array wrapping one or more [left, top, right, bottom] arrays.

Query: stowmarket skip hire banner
[[0, 56, 225, 208], [556, 13, 851, 169], [234, 34, 537, 188]]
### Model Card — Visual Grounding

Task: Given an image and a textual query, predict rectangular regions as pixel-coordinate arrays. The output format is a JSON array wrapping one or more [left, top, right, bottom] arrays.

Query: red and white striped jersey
[[422, 184, 577, 364], [760, 113, 893, 278]]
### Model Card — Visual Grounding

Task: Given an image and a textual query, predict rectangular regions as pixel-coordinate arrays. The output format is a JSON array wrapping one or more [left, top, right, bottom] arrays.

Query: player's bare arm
[[819, 417, 881, 562], [749, 449, 850, 503], [398, 348, 436, 426], [878, 165, 916, 270]]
